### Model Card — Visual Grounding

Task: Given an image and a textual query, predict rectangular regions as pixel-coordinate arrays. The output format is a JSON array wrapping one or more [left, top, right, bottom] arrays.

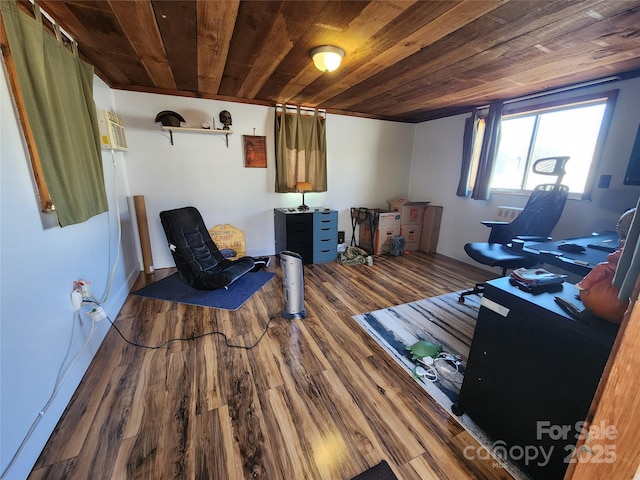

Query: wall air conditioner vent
[[97, 109, 128, 151], [494, 206, 523, 222]]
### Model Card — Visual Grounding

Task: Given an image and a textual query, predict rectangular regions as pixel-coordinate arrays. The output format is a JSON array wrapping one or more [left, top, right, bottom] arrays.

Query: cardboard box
[[376, 210, 402, 228], [400, 224, 422, 251], [388, 198, 408, 212], [420, 205, 443, 253], [358, 210, 401, 254], [401, 201, 430, 225], [361, 225, 399, 254]]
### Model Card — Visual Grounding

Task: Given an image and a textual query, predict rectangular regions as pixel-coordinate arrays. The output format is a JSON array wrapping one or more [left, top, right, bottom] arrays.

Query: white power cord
[[70, 151, 122, 306], [1, 308, 98, 479], [412, 352, 461, 383], [99, 149, 122, 304]]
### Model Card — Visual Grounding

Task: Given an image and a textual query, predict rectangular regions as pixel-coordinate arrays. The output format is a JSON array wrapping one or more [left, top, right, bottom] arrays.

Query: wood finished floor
[[30, 252, 514, 480]]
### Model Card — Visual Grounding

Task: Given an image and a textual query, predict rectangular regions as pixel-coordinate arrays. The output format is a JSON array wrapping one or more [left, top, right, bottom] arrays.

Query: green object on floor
[[405, 340, 442, 360], [338, 246, 371, 265]]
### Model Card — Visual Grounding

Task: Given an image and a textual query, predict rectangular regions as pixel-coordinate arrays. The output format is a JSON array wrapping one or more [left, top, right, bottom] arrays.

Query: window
[[490, 91, 617, 199]]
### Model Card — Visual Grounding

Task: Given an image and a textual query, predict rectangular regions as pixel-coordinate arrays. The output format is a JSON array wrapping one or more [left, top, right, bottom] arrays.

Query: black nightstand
[[274, 208, 338, 264]]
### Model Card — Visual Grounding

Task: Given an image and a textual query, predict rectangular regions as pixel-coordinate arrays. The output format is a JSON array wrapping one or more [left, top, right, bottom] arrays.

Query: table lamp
[[296, 181, 312, 211]]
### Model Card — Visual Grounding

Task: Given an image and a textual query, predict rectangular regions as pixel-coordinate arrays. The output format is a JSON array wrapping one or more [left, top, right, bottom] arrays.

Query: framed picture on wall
[[243, 135, 267, 168]]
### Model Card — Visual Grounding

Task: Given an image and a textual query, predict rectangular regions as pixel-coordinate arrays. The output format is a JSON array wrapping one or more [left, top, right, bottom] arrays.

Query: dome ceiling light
[[310, 45, 345, 72]]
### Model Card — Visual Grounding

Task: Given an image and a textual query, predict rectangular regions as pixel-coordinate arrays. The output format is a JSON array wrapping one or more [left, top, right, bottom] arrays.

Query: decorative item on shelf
[[158, 116, 233, 147], [155, 110, 185, 127], [296, 181, 312, 211], [155, 110, 186, 145], [219, 110, 232, 130], [243, 134, 267, 168], [310, 45, 345, 72]]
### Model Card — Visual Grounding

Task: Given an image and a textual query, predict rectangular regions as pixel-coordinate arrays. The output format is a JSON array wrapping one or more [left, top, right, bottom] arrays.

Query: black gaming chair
[[458, 156, 570, 302], [160, 206, 255, 290]]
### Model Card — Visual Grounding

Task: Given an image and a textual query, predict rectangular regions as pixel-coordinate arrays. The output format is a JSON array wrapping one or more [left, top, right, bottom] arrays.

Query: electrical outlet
[[598, 175, 611, 188], [73, 279, 91, 299]]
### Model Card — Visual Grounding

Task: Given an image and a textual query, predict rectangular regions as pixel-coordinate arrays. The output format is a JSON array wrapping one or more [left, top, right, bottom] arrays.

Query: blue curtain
[[457, 101, 504, 201], [472, 101, 503, 200], [456, 109, 479, 197]]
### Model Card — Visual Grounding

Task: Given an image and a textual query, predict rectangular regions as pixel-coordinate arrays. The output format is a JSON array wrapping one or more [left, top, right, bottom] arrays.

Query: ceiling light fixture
[[310, 45, 345, 73]]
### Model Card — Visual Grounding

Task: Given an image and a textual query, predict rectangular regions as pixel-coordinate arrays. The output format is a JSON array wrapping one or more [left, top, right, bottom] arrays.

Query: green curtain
[[1, 1, 107, 226], [274, 105, 327, 193]]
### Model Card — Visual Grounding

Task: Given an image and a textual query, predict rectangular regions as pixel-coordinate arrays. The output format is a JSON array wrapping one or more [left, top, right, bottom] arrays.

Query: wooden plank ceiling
[[20, 0, 640, 123]]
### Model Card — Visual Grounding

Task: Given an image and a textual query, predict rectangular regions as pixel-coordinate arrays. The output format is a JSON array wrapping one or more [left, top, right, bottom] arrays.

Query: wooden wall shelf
[[161, 126, 233, 147]]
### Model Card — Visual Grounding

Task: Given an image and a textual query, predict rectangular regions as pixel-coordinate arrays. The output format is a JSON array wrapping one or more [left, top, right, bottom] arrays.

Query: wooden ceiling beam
[[236, 0, 328, 99], [107, 0, 176, 90], [218, 1, 285, 97], [197, 0, 239, 94], [151, 0, 197, 92]]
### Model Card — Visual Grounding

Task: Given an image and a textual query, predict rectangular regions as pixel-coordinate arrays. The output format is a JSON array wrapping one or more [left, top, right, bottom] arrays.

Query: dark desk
[[274, 208, 338, 265], [518, 231, 619, 276], [454, 278, 618, 479]]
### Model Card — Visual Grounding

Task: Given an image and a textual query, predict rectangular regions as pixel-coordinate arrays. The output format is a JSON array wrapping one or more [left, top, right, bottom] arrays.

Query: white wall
[[113, 90, 415, 269], [0, 70, 140, 478], [409, 77, 640, 266]]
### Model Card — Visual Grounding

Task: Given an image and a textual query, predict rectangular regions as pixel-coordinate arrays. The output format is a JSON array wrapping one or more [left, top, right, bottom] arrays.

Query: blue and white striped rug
[[353, 291, 480, 411]]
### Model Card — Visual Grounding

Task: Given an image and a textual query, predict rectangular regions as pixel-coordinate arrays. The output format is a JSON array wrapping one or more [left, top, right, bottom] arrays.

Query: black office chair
[[458, 156, 570, 302], [160, 206, 256, 290]]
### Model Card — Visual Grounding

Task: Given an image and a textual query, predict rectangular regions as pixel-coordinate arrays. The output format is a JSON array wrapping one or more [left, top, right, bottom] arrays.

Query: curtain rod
[[29, 0, 76, 45], [275, 104, 326, 113]]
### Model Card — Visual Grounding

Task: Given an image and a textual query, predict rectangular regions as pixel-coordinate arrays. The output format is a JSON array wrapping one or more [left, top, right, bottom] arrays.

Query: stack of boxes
[[358, 201, 443, 255], [358, 209, 402, 255], [400, 202, 429, 251]]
